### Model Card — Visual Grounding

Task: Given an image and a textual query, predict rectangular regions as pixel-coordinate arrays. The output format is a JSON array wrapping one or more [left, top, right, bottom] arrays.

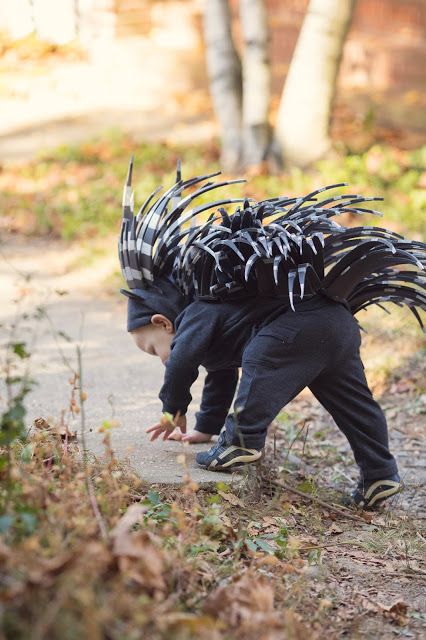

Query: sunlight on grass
[[359, 304, 425, 394], [2, 130, 425, 240]]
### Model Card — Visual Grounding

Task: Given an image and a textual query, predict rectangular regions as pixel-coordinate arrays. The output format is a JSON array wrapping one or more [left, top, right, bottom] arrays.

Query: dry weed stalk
[[75, 344, 108, 541]]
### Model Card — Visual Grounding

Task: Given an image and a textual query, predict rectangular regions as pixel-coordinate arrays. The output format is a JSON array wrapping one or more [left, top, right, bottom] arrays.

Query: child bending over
[[124, 282, 401, 510], [118, 163, 424, 509]]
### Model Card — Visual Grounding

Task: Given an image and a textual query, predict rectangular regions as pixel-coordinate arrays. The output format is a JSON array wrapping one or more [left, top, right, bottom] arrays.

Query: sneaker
[[195, 431, 263, 471], [352, 473, 402, 509]]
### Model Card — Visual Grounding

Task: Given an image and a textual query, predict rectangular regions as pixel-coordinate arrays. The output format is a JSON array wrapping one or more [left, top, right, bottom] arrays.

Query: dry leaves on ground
[[111, 504, 166, 593], [204, 570, 307, 640]]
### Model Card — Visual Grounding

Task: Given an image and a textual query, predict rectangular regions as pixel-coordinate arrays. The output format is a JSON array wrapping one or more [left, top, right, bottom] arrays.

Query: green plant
[[3, 134, 425, 239], [0, 333, 37, 535], [143, 489, 173, 524]]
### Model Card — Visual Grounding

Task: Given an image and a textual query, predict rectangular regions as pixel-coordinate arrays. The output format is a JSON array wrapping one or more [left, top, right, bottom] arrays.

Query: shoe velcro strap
[[364, 479, 400, 501], [218, 445, 259, 460]]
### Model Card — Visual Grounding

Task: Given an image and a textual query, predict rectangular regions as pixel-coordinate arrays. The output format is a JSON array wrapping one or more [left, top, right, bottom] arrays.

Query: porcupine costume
[[119, 157, 425, 326], [119, 159, 425, 506]]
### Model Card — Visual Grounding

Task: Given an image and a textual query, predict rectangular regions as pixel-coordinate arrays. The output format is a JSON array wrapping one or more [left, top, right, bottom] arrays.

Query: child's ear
[[151, 314, 174, 333]]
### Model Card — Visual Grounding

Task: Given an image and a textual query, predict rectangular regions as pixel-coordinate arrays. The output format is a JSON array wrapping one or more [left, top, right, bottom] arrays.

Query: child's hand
[[182, 431, 213, 443], [167, 429, 213, 444], [146, 413, 186, 442]]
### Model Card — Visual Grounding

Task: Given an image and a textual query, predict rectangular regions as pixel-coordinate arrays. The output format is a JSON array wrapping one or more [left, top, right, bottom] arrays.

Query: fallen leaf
[[274, 516, 289, 527], [33, 417, 52, 431], [27, 553, 74, 585], [111, 504, 165, 592], [33, 416, 77, 440], [325, 524, 343, 536], [380, 599, 408, 625], [361, 511, 374, 523], [205, 571, 307, 638], [254, 555, 282, 568], [218, 491, 244, 507], [345, 550, 387, 566], [220, 514, 233, 528], [389, 381, 411, 394], [204, 570, 273, 623], [159, 613, 220, 636], [263, 525, 280, 534]]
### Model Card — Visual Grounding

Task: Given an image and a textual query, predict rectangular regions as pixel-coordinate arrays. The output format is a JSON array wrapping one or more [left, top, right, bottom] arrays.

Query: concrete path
[[0, 235, 234, 485], [0, 37, 214, 165]]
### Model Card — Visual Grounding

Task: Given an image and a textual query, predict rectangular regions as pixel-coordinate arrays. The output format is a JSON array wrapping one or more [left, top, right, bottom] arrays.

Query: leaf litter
[[1, 316, 425, 639]]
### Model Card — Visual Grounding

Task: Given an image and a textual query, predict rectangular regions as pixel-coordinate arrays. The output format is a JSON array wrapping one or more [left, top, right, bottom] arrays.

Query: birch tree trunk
[[239, 0, 271, 169], [203, 0, 243, 172], [275, 0, 356, 167]]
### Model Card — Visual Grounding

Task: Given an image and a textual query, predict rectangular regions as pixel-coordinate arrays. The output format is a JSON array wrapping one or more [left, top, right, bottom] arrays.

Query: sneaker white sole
[[209, 449, 263, 470], [364, 481, 402, 508]]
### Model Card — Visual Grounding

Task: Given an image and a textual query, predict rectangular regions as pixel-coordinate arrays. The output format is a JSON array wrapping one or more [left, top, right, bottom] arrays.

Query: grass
[[2, 130, 425, 240]]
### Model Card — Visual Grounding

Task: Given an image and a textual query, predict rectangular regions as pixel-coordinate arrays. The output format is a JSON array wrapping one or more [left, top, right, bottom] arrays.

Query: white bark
[[203, 0, 243, 172], [239, 0, 271, 167], [275, 0, 356, 167]]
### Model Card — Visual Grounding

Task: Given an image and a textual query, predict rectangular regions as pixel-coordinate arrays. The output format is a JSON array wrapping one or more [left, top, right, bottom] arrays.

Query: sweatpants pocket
[[243, 326, 300, 368]]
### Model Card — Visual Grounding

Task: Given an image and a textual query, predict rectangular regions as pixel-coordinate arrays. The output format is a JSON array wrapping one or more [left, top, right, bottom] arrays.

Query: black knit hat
[[121, 277, 186, 332]]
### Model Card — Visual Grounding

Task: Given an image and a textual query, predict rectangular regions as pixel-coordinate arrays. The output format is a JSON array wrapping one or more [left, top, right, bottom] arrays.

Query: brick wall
[[232, 0, 426, 96], [3, 0, 424, 97], [3, 0, 423, 129], [114, 0, 426, 102]]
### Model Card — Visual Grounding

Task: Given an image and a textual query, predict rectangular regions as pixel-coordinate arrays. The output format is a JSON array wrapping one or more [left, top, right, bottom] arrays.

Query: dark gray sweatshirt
[[160, 297, 291, 434]]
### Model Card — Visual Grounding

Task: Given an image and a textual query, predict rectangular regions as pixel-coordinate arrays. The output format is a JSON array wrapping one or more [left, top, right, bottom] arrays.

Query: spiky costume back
[[118, 159, 426, 330]]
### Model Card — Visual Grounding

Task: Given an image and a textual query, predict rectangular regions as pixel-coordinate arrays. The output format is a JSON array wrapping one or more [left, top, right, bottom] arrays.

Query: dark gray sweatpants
[[224, 297, 398, 481]]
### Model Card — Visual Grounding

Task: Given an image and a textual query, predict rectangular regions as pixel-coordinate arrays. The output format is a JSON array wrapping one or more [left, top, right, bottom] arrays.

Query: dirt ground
[[256, 381, 426, 638]]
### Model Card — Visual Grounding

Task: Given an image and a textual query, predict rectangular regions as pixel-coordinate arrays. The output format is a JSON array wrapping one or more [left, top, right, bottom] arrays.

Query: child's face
[[131, 314, 175, 364]]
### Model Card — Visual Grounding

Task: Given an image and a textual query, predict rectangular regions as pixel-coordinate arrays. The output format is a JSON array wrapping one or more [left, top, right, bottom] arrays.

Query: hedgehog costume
[[119, 159, 426, 508]]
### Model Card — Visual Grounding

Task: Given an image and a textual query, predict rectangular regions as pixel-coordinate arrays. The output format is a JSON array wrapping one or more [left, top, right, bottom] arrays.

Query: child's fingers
[[181, 433, 195, 442], [166, 428, 184, 441], [146, 424, 167, 442], [176, 420, 187, 434], [146, 423, 162, 434], [182, 432, 212, 444], [150, 429, 163, 442]]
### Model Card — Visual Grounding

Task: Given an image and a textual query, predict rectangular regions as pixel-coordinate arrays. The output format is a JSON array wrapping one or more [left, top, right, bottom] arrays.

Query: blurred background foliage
[[1, 133, 425, 240], [0, 0, 425, 241]]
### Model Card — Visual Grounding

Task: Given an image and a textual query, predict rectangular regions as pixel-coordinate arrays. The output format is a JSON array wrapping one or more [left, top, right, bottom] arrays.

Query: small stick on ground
[[284, 419, 309, 466], [272, 478, 365, 523], [377, 571, 426, 581]]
